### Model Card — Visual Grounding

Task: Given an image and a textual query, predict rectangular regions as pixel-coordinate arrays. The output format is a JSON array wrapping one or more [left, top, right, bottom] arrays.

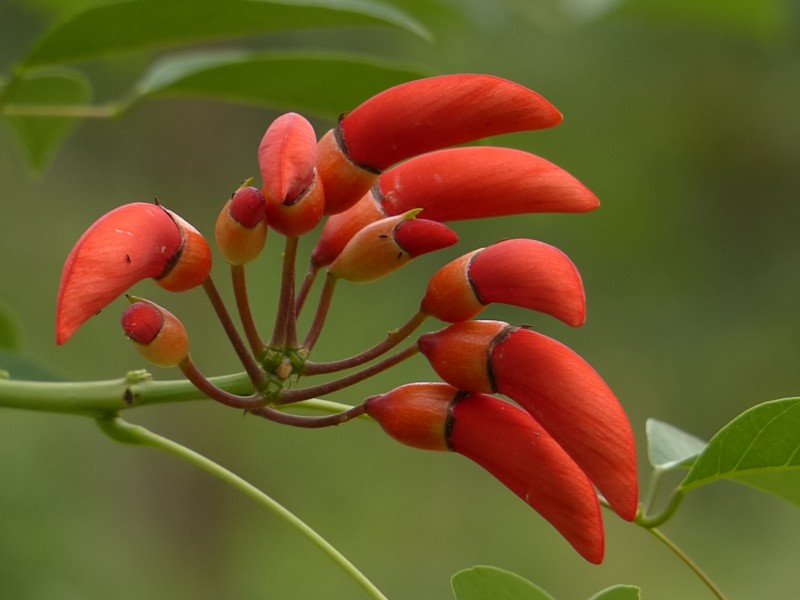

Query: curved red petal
[[259, 112, 317, 203], [469, 239, 586, 327], [492, 328, 639, 521], [341, 74, 563, 171], [378, 146, 599, 221], [56, 203, 182, 345], [451, 393, 605, 564]]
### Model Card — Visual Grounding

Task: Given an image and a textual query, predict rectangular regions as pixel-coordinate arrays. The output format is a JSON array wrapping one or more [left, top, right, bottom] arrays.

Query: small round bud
[[121, 300, 189, 368], [215, 186, 268, 265]]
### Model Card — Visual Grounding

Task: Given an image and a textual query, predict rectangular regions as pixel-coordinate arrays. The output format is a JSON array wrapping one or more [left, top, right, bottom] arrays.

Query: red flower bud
[[366, 383, 605, 563], [421, 239, 586, 326], [328, 211, 457, 282], [310, 146, 599, 268], [259, 113, 324, 236], [121, 299, 189, 368], [56, 203, 211, 345], [317, 74, 563, 215], [215, 185, 268, 265], [418, 321, 638, 521]]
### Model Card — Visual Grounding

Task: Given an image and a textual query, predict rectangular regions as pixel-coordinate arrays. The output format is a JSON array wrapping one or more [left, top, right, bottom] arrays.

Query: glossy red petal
[[121, 300, 189, 368], [259, 112, 317, 204], [378, 147, 599, 221], [341, 74, 563, 171], [451, 393, 605, 564], [492, 328, 639, 521], [469, 239, 586, 326], [56, 203, 182, 345]]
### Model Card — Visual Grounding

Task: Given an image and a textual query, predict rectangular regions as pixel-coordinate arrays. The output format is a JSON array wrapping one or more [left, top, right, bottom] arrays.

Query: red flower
[[418, 320, 638, 521], [56, 202, 211, 344], [311, 146, 599, 267], [421, 238, 586, 326], [317, 74, 564, 215], [366, 383, 605, 563], [259, 112, 325, 236]]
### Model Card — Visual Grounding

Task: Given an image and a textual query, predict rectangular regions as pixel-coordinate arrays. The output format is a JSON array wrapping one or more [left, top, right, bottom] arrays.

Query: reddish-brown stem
[[231, 264, 267, 359], [250, 402, 366, 428], [179, 357, 264, 409], [202, 278, 266, 388], [295, 261, 320, 317], [304, 310, 428, 375], [270, 236, 300, 348], [279, 344, 420, 404], [302, 272, 337, 352]]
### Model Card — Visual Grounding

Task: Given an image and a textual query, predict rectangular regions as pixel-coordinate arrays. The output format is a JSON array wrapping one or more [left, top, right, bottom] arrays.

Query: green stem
[[645, 527, 727, 600], [96, 415, 388, 600], [0, 372, 355, 417]]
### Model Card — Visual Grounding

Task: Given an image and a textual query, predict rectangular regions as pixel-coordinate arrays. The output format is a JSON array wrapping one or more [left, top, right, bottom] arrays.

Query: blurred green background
[[2, 0, 799, 598]]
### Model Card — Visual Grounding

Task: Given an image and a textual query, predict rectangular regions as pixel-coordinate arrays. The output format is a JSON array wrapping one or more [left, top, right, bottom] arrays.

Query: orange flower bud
[[317, 74, 563, 215], [328, 211, 457, 283], [215, 185, 268, 265], [56, 203, 210, 345], [259, 112, 324, 236], [421, 239, 586, 326], [366, 382, 605, 563], [419, 321, 638, 521], [121, 299, 189, 368]]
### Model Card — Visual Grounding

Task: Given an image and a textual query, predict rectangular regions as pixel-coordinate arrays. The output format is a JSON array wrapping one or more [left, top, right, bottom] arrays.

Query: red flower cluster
[[55, 74, 637, 564]]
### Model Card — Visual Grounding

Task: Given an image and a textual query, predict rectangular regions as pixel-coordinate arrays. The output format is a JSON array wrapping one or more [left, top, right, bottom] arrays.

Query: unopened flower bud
[[215, 185, 268, 265], [121, 299, 189, 367], [260, 113, 324, 236], [328, 211, 457, 283]]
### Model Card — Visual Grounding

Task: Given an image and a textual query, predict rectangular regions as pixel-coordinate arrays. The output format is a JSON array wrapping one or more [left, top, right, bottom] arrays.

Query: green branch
[[97, 415, 388, 600], [0, 370, 358, 417]]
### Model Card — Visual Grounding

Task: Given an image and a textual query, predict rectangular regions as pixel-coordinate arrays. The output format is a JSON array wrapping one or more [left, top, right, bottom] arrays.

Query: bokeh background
[[2, 0, 799, 598]]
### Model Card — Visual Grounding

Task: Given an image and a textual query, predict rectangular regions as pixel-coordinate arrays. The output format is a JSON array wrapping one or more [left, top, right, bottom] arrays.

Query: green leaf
[[680, 398, 800, 507], [0, 349, 68, 382], [2, 68, 91, 170], [646, 418, 707, 470], [21, 0, 429, 68], [452, 566, 556, 600], [587, 584, 641, 600], [0, 303, 22, 351], [134, 50, 427, 117]]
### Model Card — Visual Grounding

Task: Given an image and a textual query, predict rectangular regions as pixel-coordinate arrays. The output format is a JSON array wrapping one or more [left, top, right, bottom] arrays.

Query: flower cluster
[[56, 74, 637, 563]]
